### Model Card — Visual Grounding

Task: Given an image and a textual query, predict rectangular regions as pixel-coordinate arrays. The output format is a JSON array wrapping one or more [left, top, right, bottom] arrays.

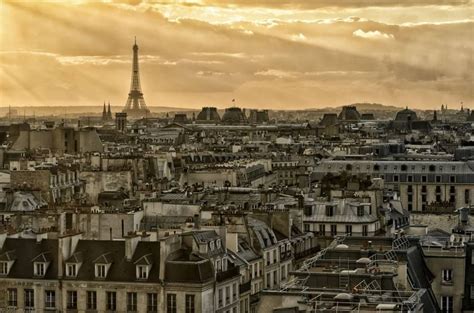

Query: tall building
[[123, 38, 150, 117]]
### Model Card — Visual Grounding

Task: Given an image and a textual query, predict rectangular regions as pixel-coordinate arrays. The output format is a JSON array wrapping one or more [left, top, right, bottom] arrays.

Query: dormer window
[[210, 241, 215, 251], [32, 252, 51, 277], [34, 262, 46, 276], [137, 265, 149, 279], [357, 206, 365, 217], [93, 253, 112, 279], [134, 254, 153, 280], [65, 252, 82, 278], [216, 239, 221, 248], [66, 264, 77, 277], [95, 264, 107, 278], [0, 261, 8, 275]]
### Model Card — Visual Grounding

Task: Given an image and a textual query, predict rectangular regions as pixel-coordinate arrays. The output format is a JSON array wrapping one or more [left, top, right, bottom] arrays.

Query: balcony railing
[[294, 246, 320, 260], [239, 281, 251, 294], [216, 266, 240, 282]]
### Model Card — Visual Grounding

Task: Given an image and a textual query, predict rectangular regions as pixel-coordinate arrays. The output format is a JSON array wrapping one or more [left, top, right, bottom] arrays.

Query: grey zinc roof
[[165, 249, 215, 284]]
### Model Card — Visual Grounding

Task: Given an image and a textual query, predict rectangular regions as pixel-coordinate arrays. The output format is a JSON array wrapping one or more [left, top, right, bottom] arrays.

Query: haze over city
[[1, 0, 473, 110]]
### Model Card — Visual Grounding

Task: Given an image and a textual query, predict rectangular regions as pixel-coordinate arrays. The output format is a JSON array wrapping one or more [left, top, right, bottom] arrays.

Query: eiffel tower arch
[[123, 38, 151, 117]]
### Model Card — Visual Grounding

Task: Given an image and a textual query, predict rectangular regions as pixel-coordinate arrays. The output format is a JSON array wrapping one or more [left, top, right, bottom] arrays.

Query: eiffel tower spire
[[123, 37, 150, 117]]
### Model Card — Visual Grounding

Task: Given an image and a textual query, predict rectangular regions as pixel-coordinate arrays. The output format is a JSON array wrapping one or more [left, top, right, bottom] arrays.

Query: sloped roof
[[0, 238, 58, 279]]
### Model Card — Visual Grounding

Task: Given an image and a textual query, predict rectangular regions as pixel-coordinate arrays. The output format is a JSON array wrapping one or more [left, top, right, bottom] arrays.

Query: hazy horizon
[[1, 0, 473, 110]]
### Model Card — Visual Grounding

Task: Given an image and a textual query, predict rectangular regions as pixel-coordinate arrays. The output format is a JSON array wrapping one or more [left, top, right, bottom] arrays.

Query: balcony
[[280, 251, 292, 261], [239, 281, 251, 294], [294, 246, 320, 260], [216, 266, 240, 282]]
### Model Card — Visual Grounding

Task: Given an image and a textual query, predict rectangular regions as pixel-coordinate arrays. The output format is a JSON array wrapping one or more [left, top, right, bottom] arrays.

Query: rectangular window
[[218, 288, 223, 307], [442, 269, 453, 284], [167, 293, 177, 313], [326, 205, 334, 216], [67, 290, 77, 309], [106, 291, 117, 311], [185, 294, 195, 313], [7, 288, 17, 307], [471, 285, 474, 300], [345, 225, 352, 236], [87, 291, 97, 310], [35, 263, 45, 276], [436, 176, 441, 183], [450, 176, 455, 183], [233, 282, 238, 301], [24, 289, 34, 309], [393, 175, 399, 182], [330, 225, 337, 236], [96, 264, 106, 278], [422, 176, 427, 182], [225, 286, 230, 304], [319, 224, 326, 236], [0, 262, 8, 274], [440, 296, 453, 313], [67, 264, 77, 277], [45, 290, 56, 309], [137, 265, 148, 279], [127, 292, 137, 312], [147, 293, 158, 313], [466, 189, 471, 204], [362, 225, 368, 236]]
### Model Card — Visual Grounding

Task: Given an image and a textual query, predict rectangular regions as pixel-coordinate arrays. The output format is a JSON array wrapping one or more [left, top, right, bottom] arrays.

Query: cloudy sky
[[0, 0, 473, 110]]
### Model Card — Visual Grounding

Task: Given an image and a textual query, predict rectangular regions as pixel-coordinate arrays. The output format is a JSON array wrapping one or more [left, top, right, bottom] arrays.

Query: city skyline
[[1, 0, 473, 110]]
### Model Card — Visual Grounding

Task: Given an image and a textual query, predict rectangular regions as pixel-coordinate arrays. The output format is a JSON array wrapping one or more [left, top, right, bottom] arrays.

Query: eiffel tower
[[123, 37, 150, 116]]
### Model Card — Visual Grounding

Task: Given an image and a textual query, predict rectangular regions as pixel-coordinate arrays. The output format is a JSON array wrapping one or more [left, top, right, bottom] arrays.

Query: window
[[466, 189, 471, 204], [357, 206, 364, 216], [106, 291, 117, 311], [0, 261, 8, 275], [442, 269, 453, 284], [436, 176, 441, 183], [186, 294, 195, 313], [137, 265, 148, 279], [422, 176, 427, 183], [87, 291, 97, 310], [96, 264, 106, 278], [147, 293, 158, 313], [218, 288, 223, 307], [67, 264, 77, 277], [7, 289, 17, 307], [35, 262, 45, 276], [440, 296, 453, 313], [393, 175, 399, 182], [273, 250, 277, 263], [233, 282, 238, 301], [24, 289, 34, 309], [45, 290, 56, 309], [326, 205, 334, 216], [319, 224, 326, 235], [362, 225, 368, 237], [407, 175, 413, 182], [67, 290, 77, 309], [345, 225, 352, 236], [127, 292, 137, 312], [450, 176, 455, 183], [330, 225, 337, 236], [471, 285, 474, 300], [226, 286, 230, 304], [167, 293, 177, 313]]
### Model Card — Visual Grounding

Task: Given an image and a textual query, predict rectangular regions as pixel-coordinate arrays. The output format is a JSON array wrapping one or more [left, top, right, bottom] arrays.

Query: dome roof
[[196, 107, 220, 122], [222, 107, 247, 124], [338, 106, 361, 121], [395, 107, 418, 121]]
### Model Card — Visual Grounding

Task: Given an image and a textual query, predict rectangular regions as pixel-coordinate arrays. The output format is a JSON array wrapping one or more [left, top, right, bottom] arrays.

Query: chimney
[[459, 207, 469, 225], [193, 214, 201, 229], [125, 235, 140, 261], [0, 232, 7, 250]]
